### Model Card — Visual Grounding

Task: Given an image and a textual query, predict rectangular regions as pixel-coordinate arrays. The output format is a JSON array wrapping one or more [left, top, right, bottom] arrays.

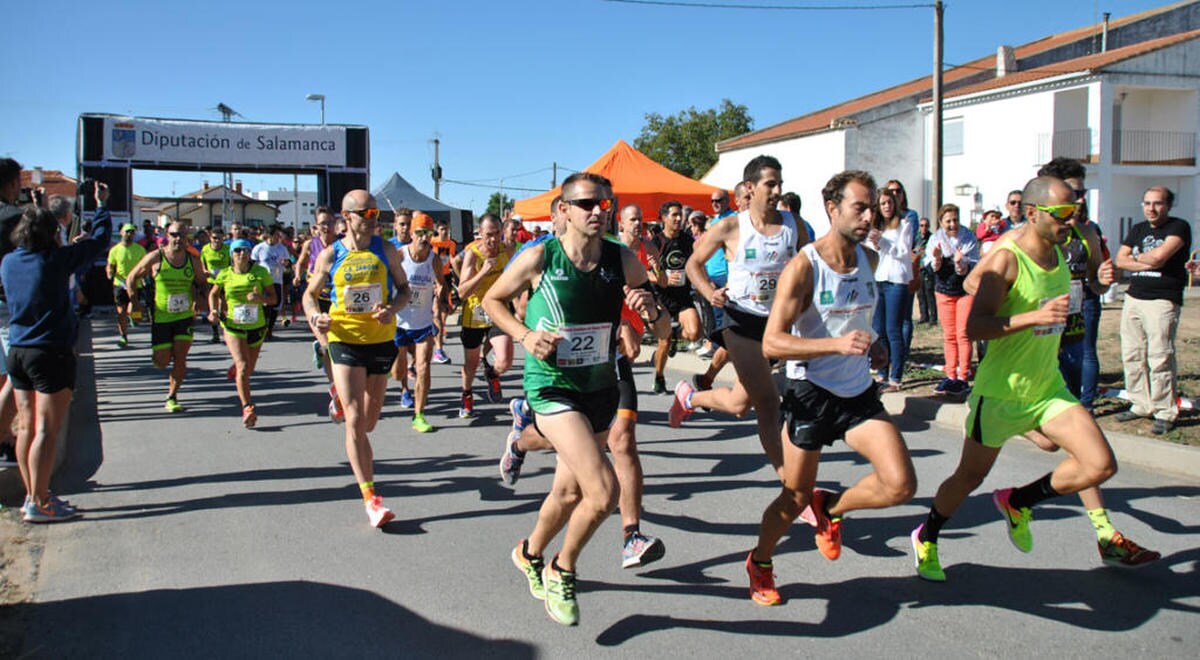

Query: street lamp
[[305, 93, 325, 124]]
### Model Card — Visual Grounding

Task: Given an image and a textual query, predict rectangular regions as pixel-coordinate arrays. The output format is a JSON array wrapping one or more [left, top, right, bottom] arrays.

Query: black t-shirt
[[1122, 216, 1191, 305], [658, 231, 693, 293]]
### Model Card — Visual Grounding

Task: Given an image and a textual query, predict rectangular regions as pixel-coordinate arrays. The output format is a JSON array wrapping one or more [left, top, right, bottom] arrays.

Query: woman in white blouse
[[867, 188, 917, 392]]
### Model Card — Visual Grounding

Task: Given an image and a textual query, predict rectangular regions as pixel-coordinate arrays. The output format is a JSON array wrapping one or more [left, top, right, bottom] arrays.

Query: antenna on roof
[[212, 102, 242, 224], [214, 103, 242, 122]]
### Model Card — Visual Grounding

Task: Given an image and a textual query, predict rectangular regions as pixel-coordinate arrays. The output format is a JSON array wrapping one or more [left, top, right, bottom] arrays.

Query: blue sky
[[4, 0, 1169, 214]]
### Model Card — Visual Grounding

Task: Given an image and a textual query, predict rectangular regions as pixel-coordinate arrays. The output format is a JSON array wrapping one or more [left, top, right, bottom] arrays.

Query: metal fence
[[1113, 130, 1197, 166]]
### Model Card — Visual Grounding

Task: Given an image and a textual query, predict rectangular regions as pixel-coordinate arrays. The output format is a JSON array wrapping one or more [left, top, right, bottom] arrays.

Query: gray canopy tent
[[372, 172, 473, 243]]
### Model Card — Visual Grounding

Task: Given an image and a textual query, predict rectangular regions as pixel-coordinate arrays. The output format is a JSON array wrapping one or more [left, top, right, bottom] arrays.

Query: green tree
[[485, 191, 514, 217], [634, 99, 753, 179]]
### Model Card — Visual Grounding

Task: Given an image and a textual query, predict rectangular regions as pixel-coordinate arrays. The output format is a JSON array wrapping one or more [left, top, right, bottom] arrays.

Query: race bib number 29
[[751, 270, 781, 304]]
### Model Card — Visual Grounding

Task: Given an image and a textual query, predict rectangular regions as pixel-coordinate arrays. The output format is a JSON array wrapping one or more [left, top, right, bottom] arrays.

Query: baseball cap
[[230, 238, 254, 251], [121, 223, 136, 232]]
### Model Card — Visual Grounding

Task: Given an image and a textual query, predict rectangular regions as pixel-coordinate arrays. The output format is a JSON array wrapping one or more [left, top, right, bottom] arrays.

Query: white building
[[253, 188, 319, 229], [705, 2, 1200, 246], [930, 32, 1198, 242], [150, 182, 280, 229]]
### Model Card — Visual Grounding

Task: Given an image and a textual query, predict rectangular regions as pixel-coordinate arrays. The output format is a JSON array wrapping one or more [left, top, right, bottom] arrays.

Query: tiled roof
[[936, 29, 1200, 101], [19, 169, 77, 199], [718, 1, 1194, 151]]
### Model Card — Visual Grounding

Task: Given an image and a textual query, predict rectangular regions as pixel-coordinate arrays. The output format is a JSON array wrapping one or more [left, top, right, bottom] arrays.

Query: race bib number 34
[[344, 283, 382, 314], [555, 323, 611, 368], [167, 293, 190, 314]]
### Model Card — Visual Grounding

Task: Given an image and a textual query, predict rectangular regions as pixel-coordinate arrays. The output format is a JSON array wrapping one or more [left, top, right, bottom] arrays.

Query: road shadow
[[593, 547, 1200, 646], [14, 581, 534, 658]]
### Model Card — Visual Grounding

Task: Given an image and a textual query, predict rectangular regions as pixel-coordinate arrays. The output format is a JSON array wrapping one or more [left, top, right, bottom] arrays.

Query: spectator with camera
[[2, 181, 112, 521]]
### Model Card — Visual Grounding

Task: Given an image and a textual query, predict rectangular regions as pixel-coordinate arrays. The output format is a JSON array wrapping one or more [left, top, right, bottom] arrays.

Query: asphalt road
[[16, 316, 1200, 658]]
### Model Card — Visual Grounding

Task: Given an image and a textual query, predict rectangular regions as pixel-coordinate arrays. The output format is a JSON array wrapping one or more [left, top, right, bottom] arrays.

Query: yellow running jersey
[[327, 236, 397, 345], [461, 241, 510, 329]]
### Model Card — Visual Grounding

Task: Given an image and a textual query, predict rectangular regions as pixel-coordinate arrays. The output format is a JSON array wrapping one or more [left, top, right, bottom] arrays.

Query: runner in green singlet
[[208, 238, 276, 428], [201, 227, 231, 343], [484, 172, 664, 626], [106, 223, 146, 348], [126, 220, 208, 413], [911, 176, 1119, 582]]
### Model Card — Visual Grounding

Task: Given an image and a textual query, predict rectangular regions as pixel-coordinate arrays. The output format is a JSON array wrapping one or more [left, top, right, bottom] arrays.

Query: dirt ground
[[0, 509, 38, 657], [904, 297, 1200, 446]]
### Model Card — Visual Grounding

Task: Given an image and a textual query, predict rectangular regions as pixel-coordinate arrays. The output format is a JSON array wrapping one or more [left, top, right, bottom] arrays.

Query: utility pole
[[552, 162, 557, 188], [430, 135, 442, 200], [931, 1, 944, 215], [216, 102, 240, 228]]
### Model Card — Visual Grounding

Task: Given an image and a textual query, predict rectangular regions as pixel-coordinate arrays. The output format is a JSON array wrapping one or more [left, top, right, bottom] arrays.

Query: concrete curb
[[641, 344, 1200, 481]]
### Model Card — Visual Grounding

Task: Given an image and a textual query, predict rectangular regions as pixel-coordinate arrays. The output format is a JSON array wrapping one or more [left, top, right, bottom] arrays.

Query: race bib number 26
[[344, 283, 382, 314]]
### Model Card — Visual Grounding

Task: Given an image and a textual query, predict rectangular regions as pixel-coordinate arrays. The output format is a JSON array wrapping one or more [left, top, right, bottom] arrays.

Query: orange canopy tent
[[511, 140, 730, 225]]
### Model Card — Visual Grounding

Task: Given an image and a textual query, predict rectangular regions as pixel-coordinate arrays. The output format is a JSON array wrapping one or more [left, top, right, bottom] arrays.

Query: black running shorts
[[781, 378, 884, 450]]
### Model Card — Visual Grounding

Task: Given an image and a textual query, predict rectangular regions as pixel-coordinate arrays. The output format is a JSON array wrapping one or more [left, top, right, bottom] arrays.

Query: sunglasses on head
[[564, 198, 612, 212], [346, 207, 380, 220], [1034, 203, 1079, 220]]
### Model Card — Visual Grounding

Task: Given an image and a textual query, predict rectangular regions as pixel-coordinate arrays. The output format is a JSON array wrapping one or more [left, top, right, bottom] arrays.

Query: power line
[[602, 0, 933, 10], [455, 166, 554, 184], [442, 178, 547, 193]]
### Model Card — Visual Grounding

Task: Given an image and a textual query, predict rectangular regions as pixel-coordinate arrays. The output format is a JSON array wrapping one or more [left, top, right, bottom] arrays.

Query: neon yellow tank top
[[154, 250, 196, 324], [972, 242, 1070, 401]]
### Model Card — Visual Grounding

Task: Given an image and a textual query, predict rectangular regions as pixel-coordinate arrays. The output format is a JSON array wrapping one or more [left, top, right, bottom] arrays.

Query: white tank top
[[786, 243, 877, 397], [396, 245, 436, 330], [725, 210, 800, 317]]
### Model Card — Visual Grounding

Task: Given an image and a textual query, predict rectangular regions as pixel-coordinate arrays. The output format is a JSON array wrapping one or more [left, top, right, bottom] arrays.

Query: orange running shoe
[[810, 489, 842, 561], [1099, 531, 1161, 567], [745, 552, 782, 606]]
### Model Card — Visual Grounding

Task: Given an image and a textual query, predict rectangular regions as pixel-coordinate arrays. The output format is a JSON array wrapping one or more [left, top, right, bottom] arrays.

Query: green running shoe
[[542, 559, 579, 626], [164, 397, 184, 413], [910, 524, 946, 582], [411, 414, 434, 433], [992, 488, 1033, 553], [511, 540, 545, 601]]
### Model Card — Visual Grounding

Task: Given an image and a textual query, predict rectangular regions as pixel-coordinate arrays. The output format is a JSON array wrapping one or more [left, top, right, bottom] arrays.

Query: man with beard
[[911, 176, 1120, 581], [747, 170, 913, 605]]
